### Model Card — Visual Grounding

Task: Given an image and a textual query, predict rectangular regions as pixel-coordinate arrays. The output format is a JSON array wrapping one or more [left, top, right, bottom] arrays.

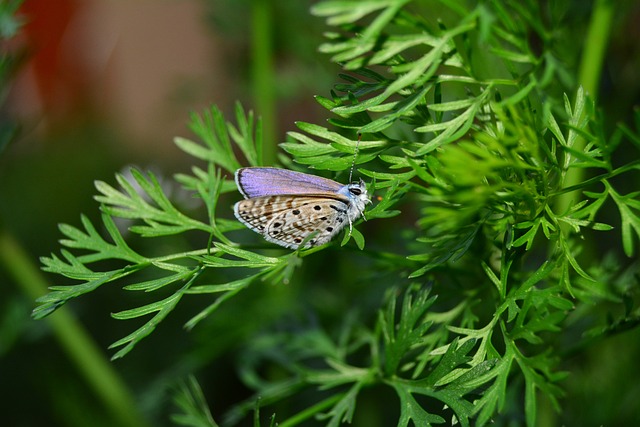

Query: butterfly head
[[342, 179, 370, 219]]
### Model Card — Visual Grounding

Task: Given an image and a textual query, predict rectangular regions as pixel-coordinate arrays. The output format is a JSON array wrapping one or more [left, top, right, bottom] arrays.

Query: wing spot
[[326, 227, 334, 232], [273, 222, 282, 228], [320, 217, 327, 221], [314, 205, 321, 211], [329, 204, 346, 213], [292, 209, 301, 215], [294, 238, 302, 244]]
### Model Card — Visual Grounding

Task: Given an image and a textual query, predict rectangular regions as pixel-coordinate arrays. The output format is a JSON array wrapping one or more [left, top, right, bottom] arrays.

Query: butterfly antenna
[[349, 132, 361, 183]]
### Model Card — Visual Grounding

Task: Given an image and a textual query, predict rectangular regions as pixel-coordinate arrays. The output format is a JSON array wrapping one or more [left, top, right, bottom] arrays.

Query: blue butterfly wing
[[235, 167, 344, 199]]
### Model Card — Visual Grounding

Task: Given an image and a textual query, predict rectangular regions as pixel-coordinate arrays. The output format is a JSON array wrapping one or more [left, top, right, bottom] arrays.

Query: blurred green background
[[1, 1, 640, 426], [0, 1, 338, 425]]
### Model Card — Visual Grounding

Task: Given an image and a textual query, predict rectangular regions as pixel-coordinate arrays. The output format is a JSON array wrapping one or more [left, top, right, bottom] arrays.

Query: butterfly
[[234, 167, 370, 249]]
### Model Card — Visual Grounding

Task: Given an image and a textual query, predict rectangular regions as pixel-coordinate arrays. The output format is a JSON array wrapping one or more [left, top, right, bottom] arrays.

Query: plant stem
[[251, 0, 277, 166], [0, 229, 148, 427], [554, 0, 615, 216], [578, 0, 615, 97], [277, 393, 344, 427]]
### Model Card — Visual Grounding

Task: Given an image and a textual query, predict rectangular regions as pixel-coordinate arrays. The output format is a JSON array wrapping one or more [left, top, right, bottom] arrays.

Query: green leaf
[[340, 226, 365, 249], [32, 271, 123, 320], [123, 270, 193, 292], [380, 285, 436, 376], [171, 376, 219, 427], [316, 382, 362, 426], [184, 105, 242, 172], [415, 90, 490, 154], [312, 0, 400, 26], [174, 137, 214, 163], [58, 214, 145, 263], [95, 169, 211, 237], [184, 277, 253, 330], [359, 86, 429, 133], [109, 280, 191, 359], [605, 181, 640, 257], [393, 385, 446, 427]]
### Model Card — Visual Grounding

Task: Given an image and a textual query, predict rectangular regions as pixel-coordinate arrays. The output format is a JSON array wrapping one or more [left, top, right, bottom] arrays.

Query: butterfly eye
[[349, 186, 362, 196]]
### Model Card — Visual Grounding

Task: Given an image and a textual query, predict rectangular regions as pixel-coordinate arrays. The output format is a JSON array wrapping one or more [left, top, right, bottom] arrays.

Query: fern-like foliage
[[35, 104, 298, 360], [35, 1, 640, 426]]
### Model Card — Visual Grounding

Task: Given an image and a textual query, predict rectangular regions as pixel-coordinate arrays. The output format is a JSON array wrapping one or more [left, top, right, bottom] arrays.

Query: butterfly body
[[234, 167, 370, 249]]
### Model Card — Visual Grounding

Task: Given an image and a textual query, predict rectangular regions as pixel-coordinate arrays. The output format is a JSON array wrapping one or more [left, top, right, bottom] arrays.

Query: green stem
[[277, 393, 344, 427], [251, 0, 277, 166], [0, 229, 148, 427], [554, 0, 615, 216], [578, 0, 615, 97]]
